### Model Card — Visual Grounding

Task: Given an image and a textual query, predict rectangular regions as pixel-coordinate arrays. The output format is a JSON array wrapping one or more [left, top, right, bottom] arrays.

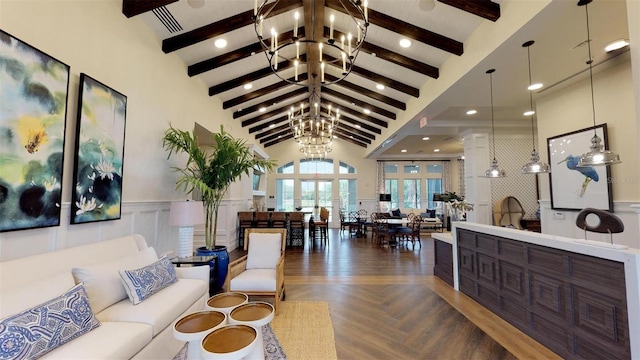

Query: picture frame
[[547, 124, 613, 212], [70, 73, 127, 224], [0, 30, 71, 232]]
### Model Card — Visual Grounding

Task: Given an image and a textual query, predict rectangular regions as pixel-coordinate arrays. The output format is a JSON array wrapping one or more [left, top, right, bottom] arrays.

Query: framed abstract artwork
[[70, 73, 127, 224], [547, 124, 613, 212], [0, 30, 71, 232]]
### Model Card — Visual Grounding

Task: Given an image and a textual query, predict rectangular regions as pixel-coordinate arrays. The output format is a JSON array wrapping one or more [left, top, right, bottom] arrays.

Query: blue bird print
[[558, 155, 598, 197]]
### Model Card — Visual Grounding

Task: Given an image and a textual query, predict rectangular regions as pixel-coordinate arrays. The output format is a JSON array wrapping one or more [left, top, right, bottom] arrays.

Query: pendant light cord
[[526, 45, 536, 152], [584, 3, 597, 135], [489, 71, 496, 161]]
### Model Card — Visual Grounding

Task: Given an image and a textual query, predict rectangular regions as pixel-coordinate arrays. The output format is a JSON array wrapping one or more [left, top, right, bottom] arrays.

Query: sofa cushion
[[0, 283, 100, 360], [246, 233, 281, 270], [71, 247, 158, 313], [97, 279, 206, 336], [0, 273, 76, 319], [41, 322, 152, 360], [230, 269, 276, 292], [391, 209, 401, 217], [119, 256, 178, 305]]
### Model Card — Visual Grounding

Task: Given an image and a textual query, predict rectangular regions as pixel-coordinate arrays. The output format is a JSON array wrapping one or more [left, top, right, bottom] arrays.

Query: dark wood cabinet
[[433, 239, 453, 286], [456, 228, 630, 359]]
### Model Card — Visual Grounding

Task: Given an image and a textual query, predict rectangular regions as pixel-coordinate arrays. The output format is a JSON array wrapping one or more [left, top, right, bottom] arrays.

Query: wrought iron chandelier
[[254, 0, 369, 86], [289, 89, 339, 159]]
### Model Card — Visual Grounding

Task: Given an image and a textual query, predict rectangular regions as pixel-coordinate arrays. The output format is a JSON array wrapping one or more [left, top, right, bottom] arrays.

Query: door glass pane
[[275, 179, 294, 211], [384, 179, 398, 210], [403, 179, 421, 209], [339, 179, 357, 212], [317, 180, 333, 221], [426, 179, 443, 211], [300, 180, 316, 212]]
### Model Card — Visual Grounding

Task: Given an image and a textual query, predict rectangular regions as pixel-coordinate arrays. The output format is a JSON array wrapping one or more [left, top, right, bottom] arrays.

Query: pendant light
[[483, 69, 506, 178], [521, 40, 550, 174], [576, 0, 621, 167]]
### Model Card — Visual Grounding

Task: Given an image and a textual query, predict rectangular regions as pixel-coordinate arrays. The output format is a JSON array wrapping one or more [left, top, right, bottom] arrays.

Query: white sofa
[[0, 234, 209, 359]]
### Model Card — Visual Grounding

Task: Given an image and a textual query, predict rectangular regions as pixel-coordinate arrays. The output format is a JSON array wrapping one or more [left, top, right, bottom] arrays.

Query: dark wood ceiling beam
[[438, 0, 500, 21], [326, 28, 439, 79], [244, 110, 288, 129], [264, 133, 295, 147], [325, 0, 463, 55], [255, 124, 290, 139], [322, 88, 395, 120], [122, 0, 176, 18], [162, 0, 302, 53], [223, 74, 308, 109], [325, 74, 405, 110], [338, 123, 376, 140], [337, 113, 381, 134], [333, 105, 387, 128], [334, 128, 371, 144], [260, 129, 292, 144], [208, 59, 291, 96], [233, 88, 307, 119], [188, 27, 305, 77], [334, 133, 366, 147]]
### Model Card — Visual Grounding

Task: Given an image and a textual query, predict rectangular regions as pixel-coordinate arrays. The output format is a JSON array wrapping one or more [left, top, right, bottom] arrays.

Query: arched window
[[277, 161, 294, 174], [299, 159, 333, 174], [339, 161, 356, 174]]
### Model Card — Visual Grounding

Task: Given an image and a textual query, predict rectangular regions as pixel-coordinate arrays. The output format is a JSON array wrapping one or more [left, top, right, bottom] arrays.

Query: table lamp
[[169, 200, 205, 258]]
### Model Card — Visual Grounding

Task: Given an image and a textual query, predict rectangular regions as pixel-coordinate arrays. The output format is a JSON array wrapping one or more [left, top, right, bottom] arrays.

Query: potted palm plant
[[162, 124, 276, 289]]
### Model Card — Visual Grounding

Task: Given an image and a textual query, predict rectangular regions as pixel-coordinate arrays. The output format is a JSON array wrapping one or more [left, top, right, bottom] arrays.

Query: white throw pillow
[[71, 247, 158, 313], [246, 233, 282, 270], [119, 256, 178, 305]]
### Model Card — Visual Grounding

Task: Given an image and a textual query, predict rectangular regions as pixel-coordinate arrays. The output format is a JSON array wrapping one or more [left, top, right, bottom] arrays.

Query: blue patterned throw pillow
[[0, 283, 101, 360], [119, 256, 178, 305]]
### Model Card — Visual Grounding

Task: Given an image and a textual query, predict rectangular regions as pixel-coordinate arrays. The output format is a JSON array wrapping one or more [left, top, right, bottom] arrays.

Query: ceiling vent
[[153, 6, 183, 34]]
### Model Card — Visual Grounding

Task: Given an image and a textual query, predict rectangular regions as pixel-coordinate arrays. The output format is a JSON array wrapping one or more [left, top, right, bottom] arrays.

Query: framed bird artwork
[[547, 124, 613, 212]]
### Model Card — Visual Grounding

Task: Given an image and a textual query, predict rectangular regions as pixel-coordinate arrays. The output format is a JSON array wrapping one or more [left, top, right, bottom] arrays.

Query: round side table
[[228, 302, 275, 360], [173, 310, 227, 360], [201, 324, 258, 360], [206, 292, 248, 315]]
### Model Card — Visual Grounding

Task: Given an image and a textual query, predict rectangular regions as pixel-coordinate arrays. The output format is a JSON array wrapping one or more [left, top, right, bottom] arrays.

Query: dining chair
[[348, 211, 360, 237]]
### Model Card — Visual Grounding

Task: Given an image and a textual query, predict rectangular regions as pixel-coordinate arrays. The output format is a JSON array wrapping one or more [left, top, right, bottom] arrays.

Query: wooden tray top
[[202, 325, 256, 354], [230, 302, 273, 322], [207, 292, 248, 309], [174, 311, 225, 334]]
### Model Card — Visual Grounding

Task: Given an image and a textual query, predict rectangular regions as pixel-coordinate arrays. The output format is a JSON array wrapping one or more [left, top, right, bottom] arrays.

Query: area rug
[[173, 324, 286, 360], [270, 301, 338, 360]]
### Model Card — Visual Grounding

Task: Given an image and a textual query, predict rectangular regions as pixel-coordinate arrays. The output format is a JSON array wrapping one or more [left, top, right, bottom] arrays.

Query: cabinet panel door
[[458, 247, 475, 278]]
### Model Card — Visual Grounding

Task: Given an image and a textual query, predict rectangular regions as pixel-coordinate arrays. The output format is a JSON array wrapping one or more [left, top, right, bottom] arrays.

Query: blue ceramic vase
[[196, 245, 228, 291]]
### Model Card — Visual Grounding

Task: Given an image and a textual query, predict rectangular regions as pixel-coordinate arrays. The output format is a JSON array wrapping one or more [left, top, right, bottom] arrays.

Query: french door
[[300, 179, 333, 221]]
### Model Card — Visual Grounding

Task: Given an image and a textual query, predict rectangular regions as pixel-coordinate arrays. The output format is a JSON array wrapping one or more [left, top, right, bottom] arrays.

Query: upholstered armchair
[[224, 228, 286, 314]]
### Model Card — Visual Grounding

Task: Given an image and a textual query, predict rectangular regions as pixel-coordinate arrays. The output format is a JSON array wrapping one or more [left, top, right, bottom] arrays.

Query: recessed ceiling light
[[243, 83, 253, 90], [399, 39, 412, 48], [363, 109, 371, 114], [269, 124, 275, 128], [466, 109, 477, 115], [214, 38, 227, 49], [422, 137, 430, 140], [333, 135, 338, 138], [376, 84, 385, 90], [350, 135, 353, 139], [355, 124, 361, 128], [401, 149, 407, 153], [259, 107, 266, 112], [524, 110, 535, 116], [527, 83, 543, 90], [604, 39, 629, 52], [434, 148, 440, 152]]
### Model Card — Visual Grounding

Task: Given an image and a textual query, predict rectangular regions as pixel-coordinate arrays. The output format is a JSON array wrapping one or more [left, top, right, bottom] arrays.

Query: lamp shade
[[169, 200, 205, 226]]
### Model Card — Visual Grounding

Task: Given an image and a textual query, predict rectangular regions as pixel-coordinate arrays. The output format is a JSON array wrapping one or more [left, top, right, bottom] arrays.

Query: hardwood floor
[[233, 227, 559, 359]]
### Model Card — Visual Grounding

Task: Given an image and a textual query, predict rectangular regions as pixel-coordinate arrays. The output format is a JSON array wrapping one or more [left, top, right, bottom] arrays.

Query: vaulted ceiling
[[123, 0, 501, 149]]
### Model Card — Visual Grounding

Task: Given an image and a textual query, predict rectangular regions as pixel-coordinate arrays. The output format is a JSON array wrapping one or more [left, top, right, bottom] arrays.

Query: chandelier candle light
[[521, 40, 550, 174], [289, 89, 339, 160], [576, 0, 621, 167], [254, 0, 369, 86]]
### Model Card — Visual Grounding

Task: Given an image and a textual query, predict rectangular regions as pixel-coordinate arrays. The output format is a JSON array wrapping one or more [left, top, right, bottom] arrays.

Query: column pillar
[[460, 130, 492, 225]]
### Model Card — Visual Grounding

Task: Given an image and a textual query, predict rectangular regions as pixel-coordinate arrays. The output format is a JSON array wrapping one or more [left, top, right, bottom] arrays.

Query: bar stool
[[270, 212, 286, 228], [288, 212, 305, 247], [254, 211, 270, 228]]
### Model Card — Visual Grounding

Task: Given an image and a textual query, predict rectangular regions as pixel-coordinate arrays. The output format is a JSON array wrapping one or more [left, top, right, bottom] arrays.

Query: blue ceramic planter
[[196, 246, 228, 291]]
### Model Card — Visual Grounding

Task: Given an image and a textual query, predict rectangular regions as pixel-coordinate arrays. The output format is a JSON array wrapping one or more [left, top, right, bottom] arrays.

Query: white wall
[[0, 0, 244, 260], [536, 55, 640, 248]]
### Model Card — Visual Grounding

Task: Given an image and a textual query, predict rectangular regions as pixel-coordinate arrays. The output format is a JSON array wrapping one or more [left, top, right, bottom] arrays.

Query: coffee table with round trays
[[228, 302, 275, 360], [201, 324, 259, 360], [173, 310, 227, 360], [206, 292, 249, 315]]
